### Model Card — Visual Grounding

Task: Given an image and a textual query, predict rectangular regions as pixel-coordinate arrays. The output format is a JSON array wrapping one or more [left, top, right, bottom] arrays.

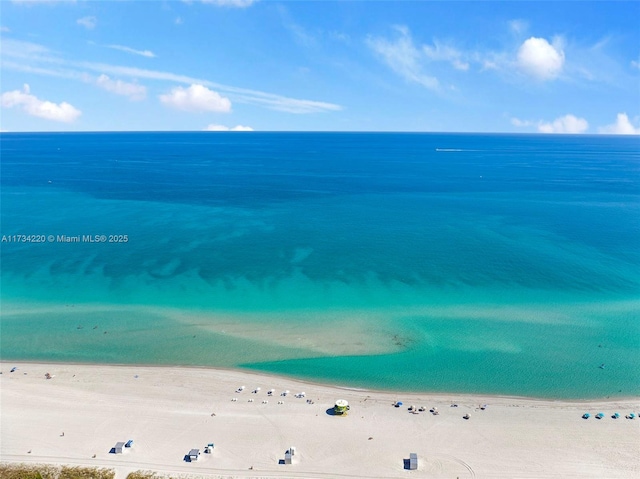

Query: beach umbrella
[[396, 401, 403, 407], [613, 412, 620, 419], [596, 412, 604, 419], [582, 413, 591, 419], [630, 413, 636, 419]]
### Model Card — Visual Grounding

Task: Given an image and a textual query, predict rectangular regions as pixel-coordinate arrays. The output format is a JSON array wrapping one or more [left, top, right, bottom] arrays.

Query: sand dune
[[1, 362, 638, 478]]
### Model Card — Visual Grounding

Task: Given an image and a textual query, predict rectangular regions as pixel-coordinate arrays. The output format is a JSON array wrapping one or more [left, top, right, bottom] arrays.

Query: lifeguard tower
[[334, 399, 349, 416]]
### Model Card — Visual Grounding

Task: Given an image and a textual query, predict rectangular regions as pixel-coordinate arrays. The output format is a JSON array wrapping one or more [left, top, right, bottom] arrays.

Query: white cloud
[[1, 26, 11, 33], [96, 74, 146, 101], [107, 44, 156, 58], [423, 41, 469, 71], [204, 124, 253, 131], [1, 38, 342, 114], [160, 84, 232, 112], [517, 37, 565, 80], [1, 83, 81, 122], [538, 114, 588, 134], [510, 117, 534, 127], [598, 113, 640, 135], [175, 16, 184, 25], [198, 0, 256, 7], [77, 16, 97, 30], [631, 58, 640, 70], [508, 19, 528, 35], [367, 25, 438, 90], [89, 64, 339, 113]]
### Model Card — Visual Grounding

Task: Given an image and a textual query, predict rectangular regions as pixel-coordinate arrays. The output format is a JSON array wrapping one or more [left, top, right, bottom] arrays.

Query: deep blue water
[[1, 132, 638, 398]]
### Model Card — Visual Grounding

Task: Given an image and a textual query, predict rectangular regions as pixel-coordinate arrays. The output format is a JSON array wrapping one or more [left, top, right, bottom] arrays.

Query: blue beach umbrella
[[596, 412, 604, 419], [582, 413, 590, 419], [396, 401, 403, 407], [613, 412, 620, 419], [629, 413, 636, 419]]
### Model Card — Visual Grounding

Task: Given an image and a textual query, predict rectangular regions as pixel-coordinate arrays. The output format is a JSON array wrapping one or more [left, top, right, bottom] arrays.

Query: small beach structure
[[283, 446, 295, 465], [627, 413, 636, 419], [408, 453, 418, 470], [596, 412, 605, 419], [334, 399, 349, 415], [395, 401, 403, 408], [613, 412, 620, 419], [110, 442, 125, 454], [204, 443, 214, 453], [186, 448, 200, 462], [582, 413, 591, 419], [125, 439, 133, 448]]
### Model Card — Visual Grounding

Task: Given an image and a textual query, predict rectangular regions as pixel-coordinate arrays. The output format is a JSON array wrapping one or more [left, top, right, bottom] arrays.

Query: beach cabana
[[613, 412, 620, 419], [582, 413, 591, 419], [334, 399, 349, 415], [628, 413, 636, 419], [409, 453, 418, 470], [187, 448, 200, 462], [125, 439, 133, 448], [596, 412, 605, 419], [110, 442, 125, 454]]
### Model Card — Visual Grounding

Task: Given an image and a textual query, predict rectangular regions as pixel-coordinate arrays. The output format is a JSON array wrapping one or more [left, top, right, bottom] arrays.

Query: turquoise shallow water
[[1, 132, 638, 398]]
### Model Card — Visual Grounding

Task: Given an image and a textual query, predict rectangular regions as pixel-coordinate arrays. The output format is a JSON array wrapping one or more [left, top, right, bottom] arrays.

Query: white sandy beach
[[1, 362, 638, 479]]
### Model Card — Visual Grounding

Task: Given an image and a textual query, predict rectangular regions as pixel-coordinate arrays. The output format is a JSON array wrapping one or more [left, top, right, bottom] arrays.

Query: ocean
[[1, 132, 638, 398]]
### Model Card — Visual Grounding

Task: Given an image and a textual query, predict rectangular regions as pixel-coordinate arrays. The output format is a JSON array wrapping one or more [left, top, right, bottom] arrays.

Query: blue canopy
[[582, 413, 590, 418], [396, 402, 403, 406]]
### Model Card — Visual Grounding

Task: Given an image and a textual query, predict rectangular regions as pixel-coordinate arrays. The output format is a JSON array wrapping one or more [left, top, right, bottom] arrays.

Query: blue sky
[[1, 0, 639, 133]]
